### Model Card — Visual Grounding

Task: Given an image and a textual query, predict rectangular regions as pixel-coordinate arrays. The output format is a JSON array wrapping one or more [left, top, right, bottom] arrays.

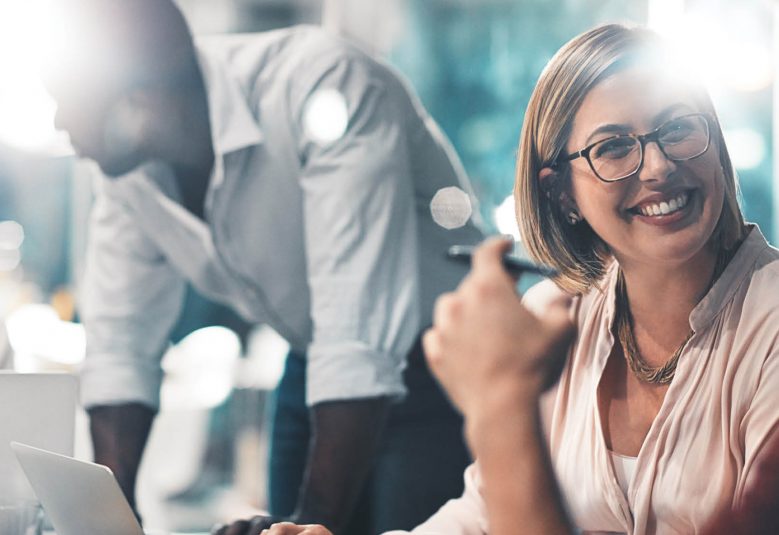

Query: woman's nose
[[637, 139, 676, 183]]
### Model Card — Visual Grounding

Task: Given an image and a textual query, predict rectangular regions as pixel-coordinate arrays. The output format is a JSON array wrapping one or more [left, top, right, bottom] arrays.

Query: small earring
[[566, 210, 582, 225]]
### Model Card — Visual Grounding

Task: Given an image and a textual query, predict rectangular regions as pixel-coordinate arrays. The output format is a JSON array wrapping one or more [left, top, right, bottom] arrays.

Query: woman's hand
[[423, 237, 575, 423]]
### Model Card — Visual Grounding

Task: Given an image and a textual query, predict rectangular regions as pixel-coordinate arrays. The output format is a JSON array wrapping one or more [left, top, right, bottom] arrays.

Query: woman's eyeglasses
[[555, 113, 712, 183]]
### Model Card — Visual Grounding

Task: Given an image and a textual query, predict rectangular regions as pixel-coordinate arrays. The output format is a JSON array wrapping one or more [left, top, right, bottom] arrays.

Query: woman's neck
[[617, 246, 719, 344]]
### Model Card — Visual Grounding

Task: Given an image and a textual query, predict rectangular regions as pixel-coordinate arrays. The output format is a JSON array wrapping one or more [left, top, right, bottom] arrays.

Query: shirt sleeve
[[293, 53, 421, 406], [737, 345, 779, 505], [382, 463, 488, 535], [79, 180, 186, 410]]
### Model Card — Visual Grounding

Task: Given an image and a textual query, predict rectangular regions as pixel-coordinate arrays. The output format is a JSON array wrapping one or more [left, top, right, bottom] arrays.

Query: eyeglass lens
[[590, 114, 709, 181]]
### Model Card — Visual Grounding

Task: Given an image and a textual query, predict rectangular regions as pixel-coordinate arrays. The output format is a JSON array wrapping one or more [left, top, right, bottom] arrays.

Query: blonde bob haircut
[[515, 24, 746, 295]]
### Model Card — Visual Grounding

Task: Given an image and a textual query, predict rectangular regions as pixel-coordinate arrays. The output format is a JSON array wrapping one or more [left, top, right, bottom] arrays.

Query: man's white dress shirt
[[79, 26, 484, 410]]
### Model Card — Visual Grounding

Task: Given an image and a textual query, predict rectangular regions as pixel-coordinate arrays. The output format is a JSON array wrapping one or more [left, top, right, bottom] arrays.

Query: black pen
[[447, 245, 559, 278]]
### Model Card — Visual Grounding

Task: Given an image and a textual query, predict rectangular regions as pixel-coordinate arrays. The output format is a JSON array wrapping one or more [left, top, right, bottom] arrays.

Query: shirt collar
[[690, 224, 767, 331], [600, 224, 769, 334], [195, 45, 264, 157]]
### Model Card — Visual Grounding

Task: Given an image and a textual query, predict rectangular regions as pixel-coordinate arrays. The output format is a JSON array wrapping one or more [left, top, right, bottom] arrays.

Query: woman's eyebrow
[[583, 103, 697, 145], [584, 123, 632, 146], [653, 103, 695, 126]]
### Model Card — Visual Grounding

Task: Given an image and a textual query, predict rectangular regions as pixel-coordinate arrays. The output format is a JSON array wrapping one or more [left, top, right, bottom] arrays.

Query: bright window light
[[648, 1, 773, 95], [724, 128, 766, 170], [494, 194, 520, 241], [0, 0, 71, 154], [648, 0, 685, 36]]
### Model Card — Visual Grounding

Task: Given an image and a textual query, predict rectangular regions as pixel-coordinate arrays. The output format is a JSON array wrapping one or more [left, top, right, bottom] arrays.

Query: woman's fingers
[[431, 291, 461, 334], [470, 236, 514, 279], [422, 327, 442, 362], [261, 523, 333, 535], [424, 236, 576, 412]]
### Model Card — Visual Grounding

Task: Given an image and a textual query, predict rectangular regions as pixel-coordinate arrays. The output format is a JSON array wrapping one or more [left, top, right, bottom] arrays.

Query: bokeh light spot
[[724, 128, 766, 170], [303, 89, 349, 145], [494, 195, 520, 241], [430, 187, 472, 229]]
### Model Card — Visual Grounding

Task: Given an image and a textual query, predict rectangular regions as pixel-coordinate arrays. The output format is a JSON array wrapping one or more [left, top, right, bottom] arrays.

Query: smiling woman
[[423, 23, 775, 535]]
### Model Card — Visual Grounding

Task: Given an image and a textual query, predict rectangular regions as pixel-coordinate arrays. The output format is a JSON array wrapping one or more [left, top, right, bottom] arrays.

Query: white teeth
[[638, 192, 689, 217]]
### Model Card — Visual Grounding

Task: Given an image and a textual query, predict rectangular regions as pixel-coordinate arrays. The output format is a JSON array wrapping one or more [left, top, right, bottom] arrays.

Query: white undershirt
[[609, 450, 638, 497]]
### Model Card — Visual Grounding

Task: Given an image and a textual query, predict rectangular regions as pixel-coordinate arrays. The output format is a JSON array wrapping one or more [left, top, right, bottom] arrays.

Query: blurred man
[[45, 1, 483, 534]]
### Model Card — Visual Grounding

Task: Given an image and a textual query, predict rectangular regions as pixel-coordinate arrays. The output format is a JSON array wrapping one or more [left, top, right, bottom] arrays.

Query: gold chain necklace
[[614, 249, 730, 385]]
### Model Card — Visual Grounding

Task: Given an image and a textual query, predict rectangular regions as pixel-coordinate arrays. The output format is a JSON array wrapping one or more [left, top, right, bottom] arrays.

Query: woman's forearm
[[467, 398, 573, 535]]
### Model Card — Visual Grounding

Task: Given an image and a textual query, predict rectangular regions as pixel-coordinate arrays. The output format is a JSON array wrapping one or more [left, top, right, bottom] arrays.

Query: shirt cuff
[[306, 341, 407, 406], [80, 354, 163, 410]]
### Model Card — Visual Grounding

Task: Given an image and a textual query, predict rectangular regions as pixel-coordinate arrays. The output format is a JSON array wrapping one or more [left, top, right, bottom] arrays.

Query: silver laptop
[[12, 442, 145, 535], [0, 372, 77, 500]]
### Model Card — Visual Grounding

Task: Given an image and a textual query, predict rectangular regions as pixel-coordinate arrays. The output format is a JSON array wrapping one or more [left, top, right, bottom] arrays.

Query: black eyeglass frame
[[553, 112, 714, 183]]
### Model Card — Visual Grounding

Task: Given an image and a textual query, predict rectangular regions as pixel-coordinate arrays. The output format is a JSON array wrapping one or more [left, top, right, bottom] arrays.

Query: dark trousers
[[267, 338, 471, 535]]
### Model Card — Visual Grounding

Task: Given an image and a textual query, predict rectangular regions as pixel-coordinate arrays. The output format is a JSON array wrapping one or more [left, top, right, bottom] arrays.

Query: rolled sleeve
[[80, 182, 186, 410], [80, 353, 164, 409], [295, 53, 421, 406], [307, 342, 406, 406]]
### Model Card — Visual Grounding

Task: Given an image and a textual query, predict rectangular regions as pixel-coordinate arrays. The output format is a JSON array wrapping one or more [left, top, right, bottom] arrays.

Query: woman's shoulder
[[724, 242, 779, 375], [523, 272, 612, 326], [742, 243, 779, 316], [522, 279, 571, 317]]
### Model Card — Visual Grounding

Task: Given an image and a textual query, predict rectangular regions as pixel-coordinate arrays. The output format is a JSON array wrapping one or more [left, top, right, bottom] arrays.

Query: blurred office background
[[0, 0, 775, 531]]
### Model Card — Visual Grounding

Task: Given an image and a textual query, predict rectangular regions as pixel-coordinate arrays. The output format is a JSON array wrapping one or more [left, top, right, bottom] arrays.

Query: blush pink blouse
[[387, 226, 779, 535]]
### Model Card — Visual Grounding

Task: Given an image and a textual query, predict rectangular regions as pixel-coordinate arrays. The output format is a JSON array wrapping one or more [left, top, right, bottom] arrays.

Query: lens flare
[[0, 0, 71, 153], [303, 89, 349, 145], [430, 186, 473, 230]]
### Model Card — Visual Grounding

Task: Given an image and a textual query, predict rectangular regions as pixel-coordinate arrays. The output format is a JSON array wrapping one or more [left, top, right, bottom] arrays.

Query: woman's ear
[[539, 166, 582, 224], [538, 167, 559, 199]]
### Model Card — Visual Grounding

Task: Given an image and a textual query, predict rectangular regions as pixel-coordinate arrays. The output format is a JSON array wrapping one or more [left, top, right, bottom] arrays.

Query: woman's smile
[[626, 188, 698, 227]]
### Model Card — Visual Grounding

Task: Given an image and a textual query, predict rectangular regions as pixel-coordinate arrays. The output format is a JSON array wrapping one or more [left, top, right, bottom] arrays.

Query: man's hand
[[212, 519, 332, 535], [88, 403, 155, 518], [211, 515, 289, 535]]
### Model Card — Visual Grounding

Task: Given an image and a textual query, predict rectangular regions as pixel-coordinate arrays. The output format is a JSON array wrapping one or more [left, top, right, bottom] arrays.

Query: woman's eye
[[661, 120, 695, 143], [593, 138, 635, 159]]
